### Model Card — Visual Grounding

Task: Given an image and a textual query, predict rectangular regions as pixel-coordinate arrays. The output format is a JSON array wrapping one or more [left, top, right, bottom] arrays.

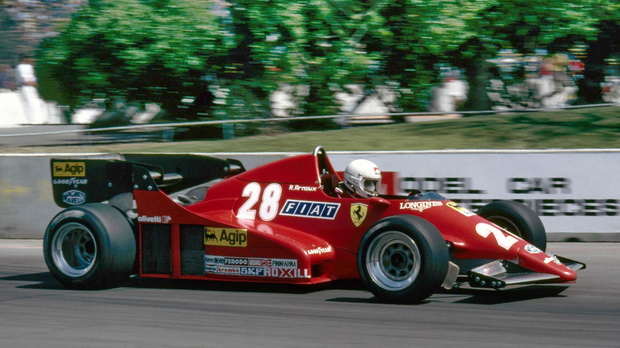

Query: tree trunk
[[463, 58, 493, 112], [579, 21, 620, 104]]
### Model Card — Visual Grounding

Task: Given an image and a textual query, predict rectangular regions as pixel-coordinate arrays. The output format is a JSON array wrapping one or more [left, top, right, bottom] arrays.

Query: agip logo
[[204, 227, 248, 247], [53, 162, 86, 177]]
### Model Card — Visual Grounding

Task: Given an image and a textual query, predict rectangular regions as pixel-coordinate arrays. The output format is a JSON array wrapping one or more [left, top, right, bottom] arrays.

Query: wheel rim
[[366, 231, 421, 291], [486, 216, 521, 237], [51, 222, 97, 277]]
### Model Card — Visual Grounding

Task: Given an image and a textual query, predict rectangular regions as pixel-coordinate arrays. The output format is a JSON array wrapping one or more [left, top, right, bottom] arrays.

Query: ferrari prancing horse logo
[[350, 203, 368, 227]]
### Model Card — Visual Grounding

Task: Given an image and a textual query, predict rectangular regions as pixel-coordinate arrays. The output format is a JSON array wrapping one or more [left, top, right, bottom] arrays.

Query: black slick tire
[[358, 215, 449, 304], [43, 203, 136, 289]]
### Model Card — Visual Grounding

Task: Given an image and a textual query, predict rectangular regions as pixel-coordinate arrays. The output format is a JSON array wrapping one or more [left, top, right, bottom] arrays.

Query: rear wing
[[50, 154, 244, 208]]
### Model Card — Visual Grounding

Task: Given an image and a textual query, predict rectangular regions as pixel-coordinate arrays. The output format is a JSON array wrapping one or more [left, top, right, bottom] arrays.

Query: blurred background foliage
[[8, 0, 620, 124]]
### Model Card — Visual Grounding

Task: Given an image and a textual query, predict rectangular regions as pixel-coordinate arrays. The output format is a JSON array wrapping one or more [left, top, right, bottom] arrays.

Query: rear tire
[[43, 204, 136, 289], [358, 215, 449, 304], [477, 200, 547, 251]]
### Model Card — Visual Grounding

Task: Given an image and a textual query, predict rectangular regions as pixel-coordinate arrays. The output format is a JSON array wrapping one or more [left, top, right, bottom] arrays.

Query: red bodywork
[[133, 151, 579, 286]]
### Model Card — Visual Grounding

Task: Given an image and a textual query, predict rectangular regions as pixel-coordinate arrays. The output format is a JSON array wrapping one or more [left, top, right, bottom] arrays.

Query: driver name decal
[[288, 184, 318, 191], [204, 227, 248, 247], [280, 200, 340, 219]]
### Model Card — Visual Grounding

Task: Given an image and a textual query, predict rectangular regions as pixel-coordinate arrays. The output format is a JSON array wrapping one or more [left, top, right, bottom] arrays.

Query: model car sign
[[44, 147, 585, 303]]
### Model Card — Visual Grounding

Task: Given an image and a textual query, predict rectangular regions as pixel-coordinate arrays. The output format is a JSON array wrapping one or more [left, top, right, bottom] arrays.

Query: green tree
[[37, 0, 229, 120], [577, 2, 620, 103], [369, 0, 485, 112], [224, 0, 387, 128], [454, 0, 599, 110], [35, 0, 614, 125]]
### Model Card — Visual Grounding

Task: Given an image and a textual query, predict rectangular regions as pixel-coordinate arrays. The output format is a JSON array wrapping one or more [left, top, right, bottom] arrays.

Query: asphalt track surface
[[0, 240, 618, 348]]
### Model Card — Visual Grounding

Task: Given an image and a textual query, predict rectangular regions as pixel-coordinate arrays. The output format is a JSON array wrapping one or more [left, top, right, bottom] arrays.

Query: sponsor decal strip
[[204, 254, 310, 279]]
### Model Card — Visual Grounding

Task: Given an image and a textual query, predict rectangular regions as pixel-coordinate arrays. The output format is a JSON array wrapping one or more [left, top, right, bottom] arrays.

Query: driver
[[335, 159, 382, 198]]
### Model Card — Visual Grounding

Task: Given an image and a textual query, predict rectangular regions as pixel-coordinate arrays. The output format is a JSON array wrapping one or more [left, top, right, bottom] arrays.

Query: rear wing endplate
[[50, 154, 243, 208]]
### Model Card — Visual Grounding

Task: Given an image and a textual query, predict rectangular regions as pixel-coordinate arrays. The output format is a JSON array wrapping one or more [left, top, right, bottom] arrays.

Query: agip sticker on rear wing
[[52, 162, 87, 177], [50, 159, 133, 207]]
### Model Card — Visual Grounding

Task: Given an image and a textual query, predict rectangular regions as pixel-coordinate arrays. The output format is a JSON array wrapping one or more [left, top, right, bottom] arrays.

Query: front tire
[[358, 215, 449, 304], [477, 200, 547, 251], [43, 204, 136, 289]]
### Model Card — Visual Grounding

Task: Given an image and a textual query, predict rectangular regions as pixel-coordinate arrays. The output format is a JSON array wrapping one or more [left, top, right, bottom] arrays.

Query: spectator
[[15, 55, 48, 123], [430, 70, 468, 114], [16, 56, 37, 88]]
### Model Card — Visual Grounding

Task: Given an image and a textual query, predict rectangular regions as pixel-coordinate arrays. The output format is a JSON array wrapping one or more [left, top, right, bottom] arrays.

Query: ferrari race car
[[44, 146, 585, 303]]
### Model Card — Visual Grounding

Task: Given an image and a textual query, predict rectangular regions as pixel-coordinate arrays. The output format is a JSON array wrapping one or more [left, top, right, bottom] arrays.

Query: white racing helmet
[[343, 159, 382, 198]]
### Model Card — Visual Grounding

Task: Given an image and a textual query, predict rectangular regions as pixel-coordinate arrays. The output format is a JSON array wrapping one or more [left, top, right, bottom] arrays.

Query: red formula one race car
[[44, 147, 585, 303]]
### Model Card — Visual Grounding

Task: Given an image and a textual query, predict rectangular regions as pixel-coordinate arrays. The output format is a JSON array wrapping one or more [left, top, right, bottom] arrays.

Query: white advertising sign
[[328, 150, 619, 234]]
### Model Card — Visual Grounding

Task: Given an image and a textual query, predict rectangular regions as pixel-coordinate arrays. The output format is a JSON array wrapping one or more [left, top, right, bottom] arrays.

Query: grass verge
[[2, 106, 619, 153]]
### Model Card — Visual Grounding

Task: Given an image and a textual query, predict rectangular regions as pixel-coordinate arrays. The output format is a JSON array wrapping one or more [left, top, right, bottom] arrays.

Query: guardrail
[[0, 103, 616, 142]]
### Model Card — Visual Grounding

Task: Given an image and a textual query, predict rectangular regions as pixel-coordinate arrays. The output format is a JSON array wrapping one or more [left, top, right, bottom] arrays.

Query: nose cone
[[555, 262, 578, 282], [518, 245, 578, 282]]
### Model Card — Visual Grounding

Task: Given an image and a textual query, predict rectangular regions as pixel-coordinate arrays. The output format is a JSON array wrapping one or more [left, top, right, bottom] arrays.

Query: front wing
[[464, 256, 586, 289]]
